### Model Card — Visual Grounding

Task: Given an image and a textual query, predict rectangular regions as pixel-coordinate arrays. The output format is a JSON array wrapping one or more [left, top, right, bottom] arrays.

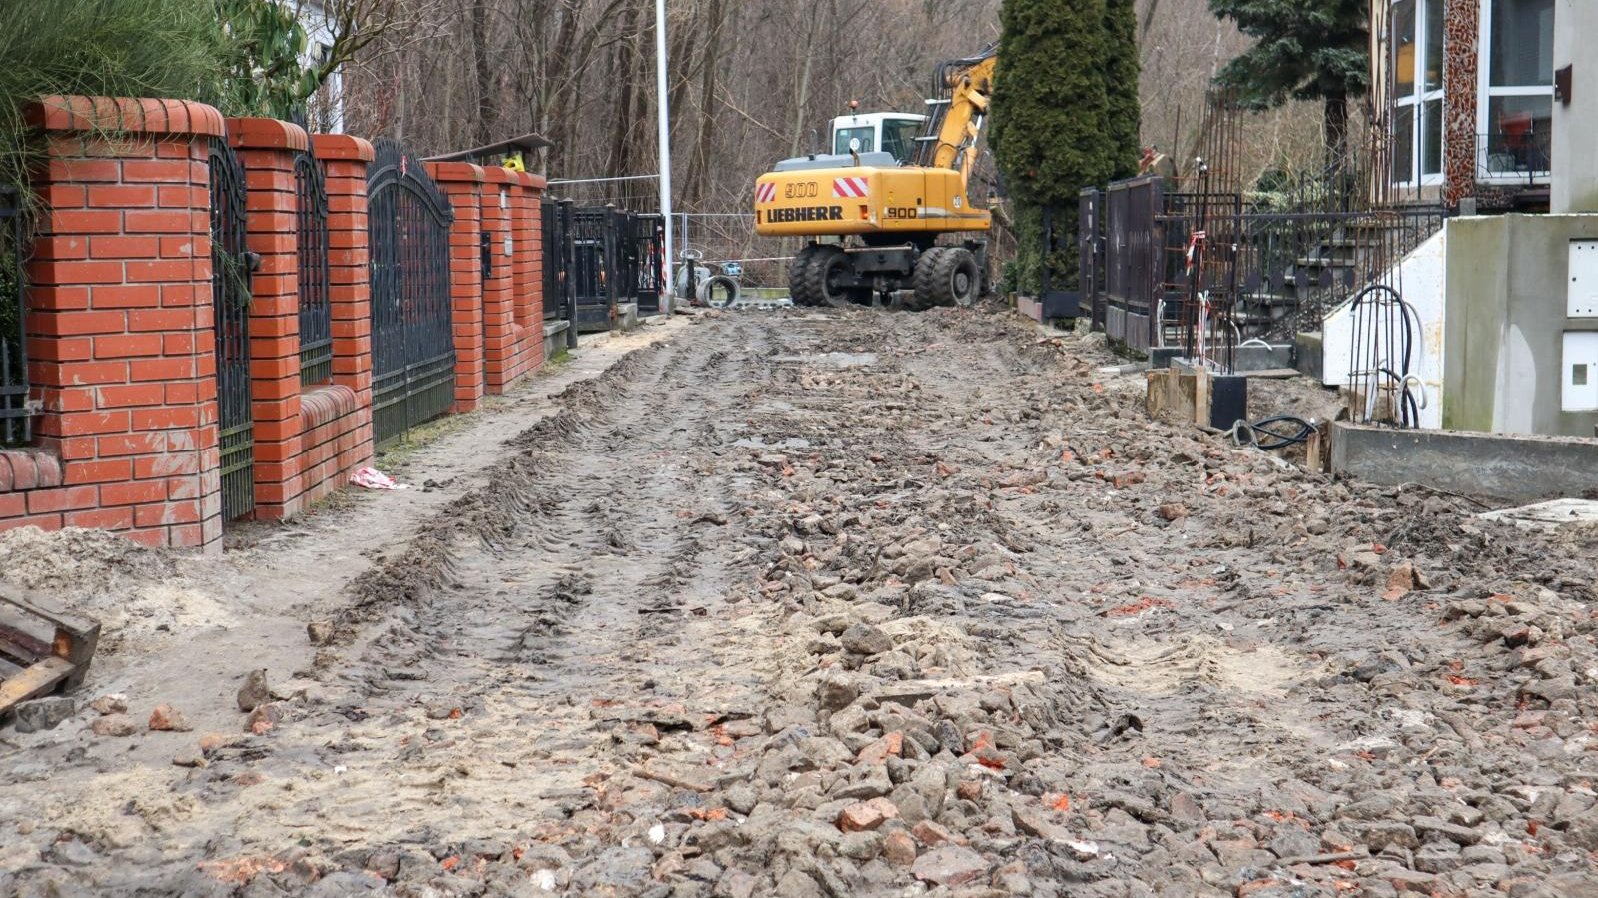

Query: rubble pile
[[2, 309, 1595, 897]]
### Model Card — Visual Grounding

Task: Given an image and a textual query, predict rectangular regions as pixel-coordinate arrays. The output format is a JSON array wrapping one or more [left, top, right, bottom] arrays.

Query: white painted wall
[[1553, 0, 1597, 213], [1321, 227, 1447, 430]]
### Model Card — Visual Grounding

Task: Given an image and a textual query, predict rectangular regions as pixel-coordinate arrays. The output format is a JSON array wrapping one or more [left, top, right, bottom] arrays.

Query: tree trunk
[[1324, 92, 1350, 208], [471, 0, 497, 146]]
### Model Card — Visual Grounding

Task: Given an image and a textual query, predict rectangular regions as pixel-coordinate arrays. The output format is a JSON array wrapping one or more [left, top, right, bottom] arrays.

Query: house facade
[[293, 0, 346, 134], [1372, 0, 1555, 211]]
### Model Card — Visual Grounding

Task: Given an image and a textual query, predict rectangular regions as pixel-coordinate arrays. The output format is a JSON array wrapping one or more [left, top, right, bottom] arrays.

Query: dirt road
[[3, 308, 1597, 898]]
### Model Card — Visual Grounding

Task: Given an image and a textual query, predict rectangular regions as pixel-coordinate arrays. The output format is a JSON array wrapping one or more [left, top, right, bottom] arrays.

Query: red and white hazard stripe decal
[[755, 182, 777, 203], [832, 176, 869, 199]]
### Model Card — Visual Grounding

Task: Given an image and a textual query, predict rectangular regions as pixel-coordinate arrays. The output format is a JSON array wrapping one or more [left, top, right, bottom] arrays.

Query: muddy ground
[[2, 307, 1597, 898]]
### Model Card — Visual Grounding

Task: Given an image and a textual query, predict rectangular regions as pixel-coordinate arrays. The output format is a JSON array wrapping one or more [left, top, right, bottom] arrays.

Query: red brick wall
[[307, 134, 376, 501], [502, 172, 546, 385], [480, 167, 519, 394], [427, 162, 487, 412], [0, 96, 558, 550], [230, 119, 371, 519], [10, 97, 228, 549]]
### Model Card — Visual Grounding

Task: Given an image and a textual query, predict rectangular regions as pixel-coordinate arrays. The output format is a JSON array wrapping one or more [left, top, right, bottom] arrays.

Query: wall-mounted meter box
[[1569, 241, 1598, 318], [1563, 331, 1598, 411]]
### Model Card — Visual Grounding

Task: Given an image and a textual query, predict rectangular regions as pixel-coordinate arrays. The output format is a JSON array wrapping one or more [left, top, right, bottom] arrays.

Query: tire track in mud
[[8, 308, 1598, 898]]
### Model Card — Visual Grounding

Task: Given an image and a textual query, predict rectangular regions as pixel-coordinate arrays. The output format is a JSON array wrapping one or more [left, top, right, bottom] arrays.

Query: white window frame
[[1476, 0, 1554, 185], [1393, 0, 1446, 189]]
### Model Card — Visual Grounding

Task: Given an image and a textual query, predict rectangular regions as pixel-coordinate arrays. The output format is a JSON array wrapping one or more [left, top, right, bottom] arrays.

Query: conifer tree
[[991, 0, 1141, 293], [1209, 0, 1368, 170]]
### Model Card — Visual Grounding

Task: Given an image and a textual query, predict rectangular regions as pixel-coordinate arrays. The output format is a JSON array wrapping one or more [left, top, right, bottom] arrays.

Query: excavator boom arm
[[916, 44, 998, 193]]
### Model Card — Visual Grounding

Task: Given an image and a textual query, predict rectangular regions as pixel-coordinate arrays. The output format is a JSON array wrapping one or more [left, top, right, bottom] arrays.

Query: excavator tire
[[908, 246, 948, 311], [797, 245, 858, 308], [930, 246, 981, 308], [788, 245, 826, 306]]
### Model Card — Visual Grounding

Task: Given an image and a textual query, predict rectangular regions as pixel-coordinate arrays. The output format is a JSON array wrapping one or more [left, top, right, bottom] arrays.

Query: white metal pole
[[654, 0, 675, 311]]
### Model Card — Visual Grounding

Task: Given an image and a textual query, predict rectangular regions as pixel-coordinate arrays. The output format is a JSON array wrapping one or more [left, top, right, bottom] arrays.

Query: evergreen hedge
[[992, 0, 1140, 294]]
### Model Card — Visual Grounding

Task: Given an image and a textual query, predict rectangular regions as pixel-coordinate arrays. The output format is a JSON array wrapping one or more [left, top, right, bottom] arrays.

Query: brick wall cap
[[28, 96, 225, 138], [426, 161, 485, 183], [0, 448, 65, 493], [226, 117, 309, 152], [480, 166, 517, 185], [311, 134, 375, 162], [516, 171, 549, 190], [300, 384, 360, 429]]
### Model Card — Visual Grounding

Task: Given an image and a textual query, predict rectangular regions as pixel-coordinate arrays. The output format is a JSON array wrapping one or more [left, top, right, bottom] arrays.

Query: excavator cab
[[830, 113, 926, 166]]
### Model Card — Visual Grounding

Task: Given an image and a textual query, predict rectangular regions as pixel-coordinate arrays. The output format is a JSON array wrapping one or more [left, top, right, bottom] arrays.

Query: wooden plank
[[0, 619, 48, 661], [0, 581, 101, 690], [0, 656, 74, 713], [1240, 368, 1302, 380], [0, 631, 41, 667], [0, 582, 98, 640]]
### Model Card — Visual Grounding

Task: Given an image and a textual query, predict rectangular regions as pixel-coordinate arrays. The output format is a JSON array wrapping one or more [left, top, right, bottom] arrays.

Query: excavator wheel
[[930, 246, 981, 308], [797, 245, 864, 308], [788, 244, 826, 306], [908, 246, 946, 311]]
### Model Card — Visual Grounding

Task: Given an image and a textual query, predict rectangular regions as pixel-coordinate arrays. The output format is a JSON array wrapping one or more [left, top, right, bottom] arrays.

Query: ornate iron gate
[[366, 139, 454, 448], [571, 206, 622, 332], [631, 213, 665, 315], [295, 150, 333, 385], [209, 138, 255, 522], [0, 185, 30, 445]]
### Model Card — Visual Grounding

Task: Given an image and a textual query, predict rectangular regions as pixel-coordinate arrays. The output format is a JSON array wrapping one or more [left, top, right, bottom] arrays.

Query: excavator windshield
[[831, 116, 925, 165], [881, 120, 921, 164]]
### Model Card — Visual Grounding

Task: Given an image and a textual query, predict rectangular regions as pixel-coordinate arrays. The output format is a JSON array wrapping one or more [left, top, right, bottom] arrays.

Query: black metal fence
[[0, 186, 29, 445], [1096, 176, 1164, 352], [295, 151, 333, 385], [209, 138, 256, 521], [630, 213, 665, 316], [1081, 173, 1447, 352], [1078, 188, 1104, 332], [366, 138, 455, 448], [569, 206, 619, 332]]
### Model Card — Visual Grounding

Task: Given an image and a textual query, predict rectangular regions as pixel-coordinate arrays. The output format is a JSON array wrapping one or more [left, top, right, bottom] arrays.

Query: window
[[1480, 0, 1554, 179], [833, 127, 874, 155], [882, 120, 921, 165], [1392, 0, 1445, 186]]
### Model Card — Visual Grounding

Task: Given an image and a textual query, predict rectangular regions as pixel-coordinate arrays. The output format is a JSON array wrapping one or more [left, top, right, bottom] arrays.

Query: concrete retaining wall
[[1330, 421, 1598, 502]]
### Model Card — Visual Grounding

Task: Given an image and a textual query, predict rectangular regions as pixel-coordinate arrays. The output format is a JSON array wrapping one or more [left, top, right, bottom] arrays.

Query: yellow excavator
[[753, 44, 997, 308]]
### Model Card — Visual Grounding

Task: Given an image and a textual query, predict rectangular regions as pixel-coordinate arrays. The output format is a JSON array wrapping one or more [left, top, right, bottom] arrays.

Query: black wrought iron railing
[[0, 186, 28, 445], [209, 138, 256, 522], [295, 150, 333, 385], [1082, 173, 1447, 348]]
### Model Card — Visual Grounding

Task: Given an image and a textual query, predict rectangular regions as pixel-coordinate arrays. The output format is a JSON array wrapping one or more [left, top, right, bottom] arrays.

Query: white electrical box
[[1569, 241, 1598, 318], [1562, 331, 1598, 411]]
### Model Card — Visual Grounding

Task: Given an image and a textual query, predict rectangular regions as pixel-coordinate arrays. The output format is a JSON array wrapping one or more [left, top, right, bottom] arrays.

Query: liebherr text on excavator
[[753, 44, 998, 309]]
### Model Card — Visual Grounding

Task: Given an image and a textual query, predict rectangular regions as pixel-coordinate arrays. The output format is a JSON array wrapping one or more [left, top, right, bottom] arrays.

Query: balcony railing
[[1478, 130, 1551, 185]]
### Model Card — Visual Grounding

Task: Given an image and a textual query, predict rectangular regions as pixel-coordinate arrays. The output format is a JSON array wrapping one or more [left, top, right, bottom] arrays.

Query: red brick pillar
[[24, 96, 226, 549], [311, 135, 375, 480], [518, 173, 548, 330], [500, 173, 544, 386], [427, 162, 487, 411], [479, 167, 517, 395], [229, 117, 307, 520]]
